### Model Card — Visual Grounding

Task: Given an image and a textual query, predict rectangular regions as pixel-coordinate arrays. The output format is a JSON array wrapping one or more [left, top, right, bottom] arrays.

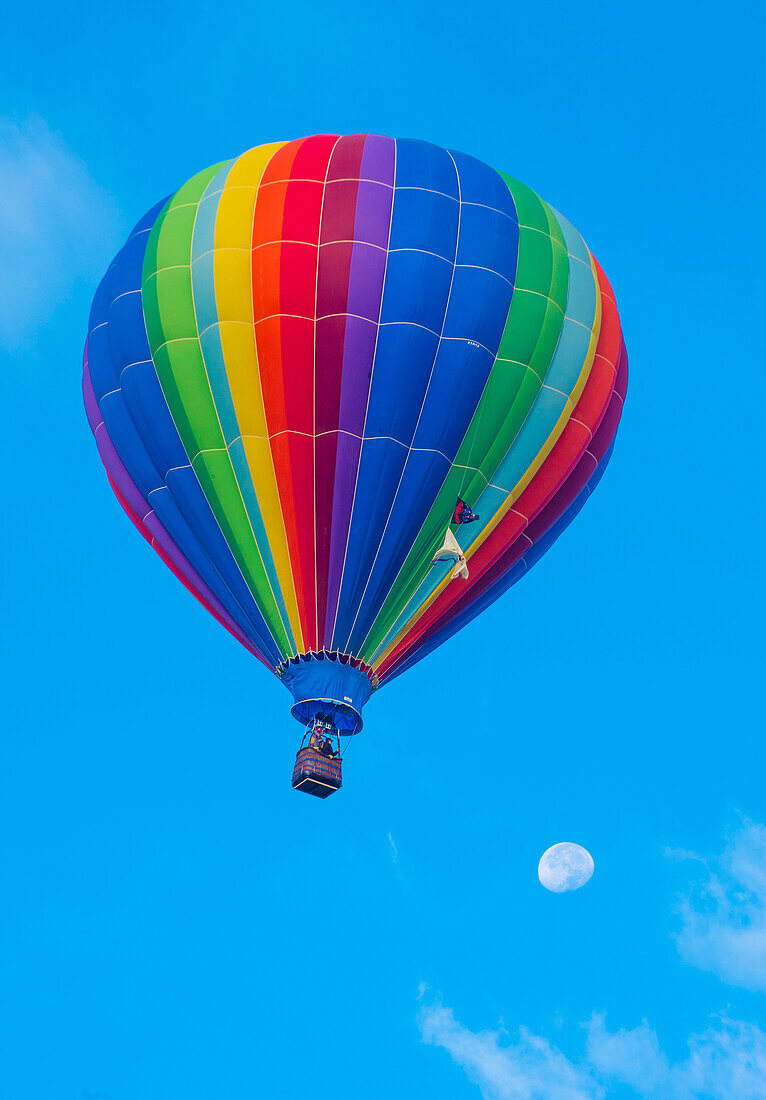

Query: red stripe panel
[[252, 134, 340, 650], [378, 261, 623, 676]]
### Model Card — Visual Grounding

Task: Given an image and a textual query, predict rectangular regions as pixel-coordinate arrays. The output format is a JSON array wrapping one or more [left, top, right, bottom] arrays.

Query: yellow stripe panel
[[212, 142, 305, 649]]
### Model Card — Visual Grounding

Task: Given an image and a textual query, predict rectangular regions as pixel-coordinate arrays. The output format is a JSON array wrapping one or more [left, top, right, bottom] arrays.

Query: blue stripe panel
[[337, 146, 519, 653], [87, 207, 281, 665], [331, 140, 461, 649], [384, 442, 614, 682]]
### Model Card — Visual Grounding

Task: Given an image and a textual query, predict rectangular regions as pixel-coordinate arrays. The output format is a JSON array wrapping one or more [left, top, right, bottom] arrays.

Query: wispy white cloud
[[420, 1003, 766, 1100], [584, 1015, 669, 1094], [419, 1002, 601, 1100], [671, 818, 766, 993], [387, 831, 398, 863], [0, 115, 123, 350], [589, 1014, 766, 1099]]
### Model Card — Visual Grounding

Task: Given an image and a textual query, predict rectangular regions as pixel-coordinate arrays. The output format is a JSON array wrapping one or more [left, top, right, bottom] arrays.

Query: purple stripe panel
[[315, 136, 367, 641], [323, 134, 396, 643]]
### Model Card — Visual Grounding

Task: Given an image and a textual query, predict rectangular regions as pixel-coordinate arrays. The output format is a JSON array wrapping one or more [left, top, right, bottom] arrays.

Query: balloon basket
[[291, 747, 342, 799]]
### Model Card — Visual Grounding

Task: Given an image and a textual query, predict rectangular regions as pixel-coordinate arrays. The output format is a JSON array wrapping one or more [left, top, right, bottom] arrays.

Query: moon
[[538, 842, 594, 893]]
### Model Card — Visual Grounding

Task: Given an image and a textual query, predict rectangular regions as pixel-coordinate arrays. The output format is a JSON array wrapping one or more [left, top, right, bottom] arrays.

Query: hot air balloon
[[83, 134, 627, 798]]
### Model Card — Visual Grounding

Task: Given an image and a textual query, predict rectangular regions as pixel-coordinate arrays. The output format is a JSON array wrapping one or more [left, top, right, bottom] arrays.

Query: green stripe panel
[[141, 167, 292, 657], [190, 164, 297, 651], [359, 175, 569, 662]]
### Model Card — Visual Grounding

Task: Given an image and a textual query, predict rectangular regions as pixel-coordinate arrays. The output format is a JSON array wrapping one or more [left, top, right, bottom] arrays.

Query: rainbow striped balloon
[[84, 133, 627, 734]]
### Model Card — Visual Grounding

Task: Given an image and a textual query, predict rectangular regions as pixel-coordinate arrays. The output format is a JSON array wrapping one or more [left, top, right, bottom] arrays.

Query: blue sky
[[1, 1, 764, 1096]]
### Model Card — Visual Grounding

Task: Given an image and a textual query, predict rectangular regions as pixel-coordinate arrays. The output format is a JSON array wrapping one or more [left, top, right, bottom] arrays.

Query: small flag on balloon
[[453, 499, 479, 525]]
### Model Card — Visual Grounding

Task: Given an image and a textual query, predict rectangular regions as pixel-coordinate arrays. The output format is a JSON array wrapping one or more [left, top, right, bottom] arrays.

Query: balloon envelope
[[84, 134, 627, 731]]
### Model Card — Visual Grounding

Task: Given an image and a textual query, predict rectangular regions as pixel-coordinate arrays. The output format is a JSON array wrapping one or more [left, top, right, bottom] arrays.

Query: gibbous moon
[[538, 842, 594, 893]]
